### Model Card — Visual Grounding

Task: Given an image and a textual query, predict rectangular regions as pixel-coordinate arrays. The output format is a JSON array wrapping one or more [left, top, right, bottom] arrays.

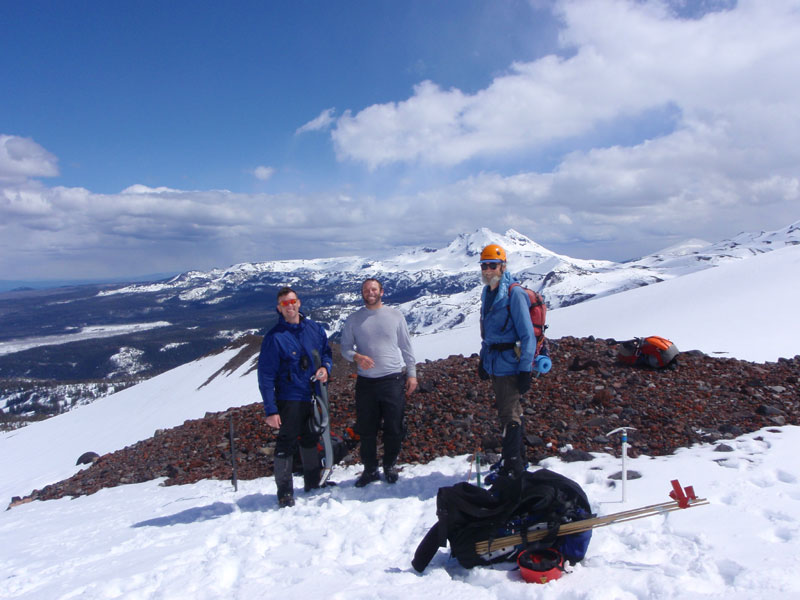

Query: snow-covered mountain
[[2, 235, 800, 599], [87, 221, 800, 338]]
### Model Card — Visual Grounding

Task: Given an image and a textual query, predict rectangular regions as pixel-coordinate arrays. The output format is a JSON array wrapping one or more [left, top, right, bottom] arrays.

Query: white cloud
[[121, 184, 182, 194], [330, 0, 800, 172], [295, 108, 336, 135], [252, 166, 275, 181], [0, 135, 59, 181]]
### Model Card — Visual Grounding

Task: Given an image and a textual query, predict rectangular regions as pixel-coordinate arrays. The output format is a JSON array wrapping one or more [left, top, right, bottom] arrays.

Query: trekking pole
[[476, 453, 482, 488], [607, 427, 636, 502], [229, 413, 238, 492]]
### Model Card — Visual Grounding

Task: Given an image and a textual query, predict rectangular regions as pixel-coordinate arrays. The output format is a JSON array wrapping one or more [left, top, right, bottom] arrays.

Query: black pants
[[274, 400, 320, 458], [355, 373, 406, 470]]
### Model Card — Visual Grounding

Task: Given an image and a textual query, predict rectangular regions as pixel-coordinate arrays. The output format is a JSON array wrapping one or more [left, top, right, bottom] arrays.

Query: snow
[[0, 322, 172, 357], [3, 427, 800, 599], [3, 238, 800, 599], [0, 347, 261, 502], [549, 243, 800, 363]]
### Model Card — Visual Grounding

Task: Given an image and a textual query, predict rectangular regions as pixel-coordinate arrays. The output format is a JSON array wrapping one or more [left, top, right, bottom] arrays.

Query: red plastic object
[[518, 549, 564, 584], [669, 479, 690, 508]]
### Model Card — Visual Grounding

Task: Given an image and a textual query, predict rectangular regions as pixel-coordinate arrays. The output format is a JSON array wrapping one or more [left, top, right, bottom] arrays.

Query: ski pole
[[229, 413, 238, 492]]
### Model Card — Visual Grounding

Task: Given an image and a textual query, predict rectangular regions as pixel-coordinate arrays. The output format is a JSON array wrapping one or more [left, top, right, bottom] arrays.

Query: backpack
[[617, 336, 679, 368], [508, 283, 547, 351], [491, 283, 550, 372], [412, 469, 592, 572]]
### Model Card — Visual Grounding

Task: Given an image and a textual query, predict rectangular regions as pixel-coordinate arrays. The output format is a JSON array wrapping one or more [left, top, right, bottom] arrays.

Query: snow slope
[[0, 347, 261, 506], [549, 243, 800, 362]]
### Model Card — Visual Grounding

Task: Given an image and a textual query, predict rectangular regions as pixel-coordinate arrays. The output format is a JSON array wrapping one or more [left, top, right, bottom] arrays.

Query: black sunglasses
[[480, 262, 502, 270]]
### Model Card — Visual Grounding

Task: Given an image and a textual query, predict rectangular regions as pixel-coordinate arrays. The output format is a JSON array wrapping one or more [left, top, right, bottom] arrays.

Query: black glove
[[517, 371, 532, 395], [478, 362, 490, 380]]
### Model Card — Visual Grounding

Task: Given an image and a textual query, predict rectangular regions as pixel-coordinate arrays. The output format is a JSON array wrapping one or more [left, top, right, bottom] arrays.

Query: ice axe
[[607, 427, 636, 502]]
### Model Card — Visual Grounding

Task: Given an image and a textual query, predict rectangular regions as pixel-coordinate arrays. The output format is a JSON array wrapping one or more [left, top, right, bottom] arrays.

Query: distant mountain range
[[1, 221, 798, 425]]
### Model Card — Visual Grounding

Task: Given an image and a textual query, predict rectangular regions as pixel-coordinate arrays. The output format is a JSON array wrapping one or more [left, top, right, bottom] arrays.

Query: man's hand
[[314, 367, 328, 383], [406, 376, 418, 396], [266, 413, 281, 429], [354, 353, 375, 370], [517, 371, 532, 395], [478, 362, 490, 380]]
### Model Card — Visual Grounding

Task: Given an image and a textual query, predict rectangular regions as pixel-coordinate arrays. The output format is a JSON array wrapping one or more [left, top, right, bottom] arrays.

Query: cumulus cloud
[[296, 108, 336, 135], [0, 175, 416, 279], [322, 0, 800, 254], [331, 0, 800, 168], [331, 0, 800, 171], [0, 135, 59, 181]]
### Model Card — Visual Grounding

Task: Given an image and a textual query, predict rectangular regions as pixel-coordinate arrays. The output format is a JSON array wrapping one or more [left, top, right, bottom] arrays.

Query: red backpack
[[617, 336, 679, 368], [508, 282, 548, 356]]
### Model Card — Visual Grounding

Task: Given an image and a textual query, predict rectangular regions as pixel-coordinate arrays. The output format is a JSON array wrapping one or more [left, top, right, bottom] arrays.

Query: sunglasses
[[480, 262, 502, 270], [279, 298, 298, 307]]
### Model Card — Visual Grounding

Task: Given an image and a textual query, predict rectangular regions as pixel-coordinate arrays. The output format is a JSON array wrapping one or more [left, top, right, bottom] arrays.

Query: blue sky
[[2, 0, 799, 281]]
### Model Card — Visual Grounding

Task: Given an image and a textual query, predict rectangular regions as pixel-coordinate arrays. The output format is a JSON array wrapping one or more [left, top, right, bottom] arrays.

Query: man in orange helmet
[[478, 244, 536, 478]]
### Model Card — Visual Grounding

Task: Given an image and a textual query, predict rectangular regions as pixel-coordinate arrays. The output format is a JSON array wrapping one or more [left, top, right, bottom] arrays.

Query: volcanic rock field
[[11, 335, 799, 506]]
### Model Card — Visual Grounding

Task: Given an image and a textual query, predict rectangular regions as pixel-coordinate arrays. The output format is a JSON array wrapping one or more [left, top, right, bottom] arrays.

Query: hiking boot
[[303, 470, 321, 492], [300, 446, 322, 492], [274, 455, 295, 507], [383, 464, 399, 484], [501, 422, 526, 478], [355, 468, 380, 488]]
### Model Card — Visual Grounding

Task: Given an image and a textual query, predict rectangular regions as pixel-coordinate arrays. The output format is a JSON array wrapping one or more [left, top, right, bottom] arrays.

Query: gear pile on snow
[[412, 468, 592, 572]]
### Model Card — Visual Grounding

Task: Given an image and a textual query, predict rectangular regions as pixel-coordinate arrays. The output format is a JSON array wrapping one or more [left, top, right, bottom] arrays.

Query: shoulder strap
[[502, 282, 523, 333]]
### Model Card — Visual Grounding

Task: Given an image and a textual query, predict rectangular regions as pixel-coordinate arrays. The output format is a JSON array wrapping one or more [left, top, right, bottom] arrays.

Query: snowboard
[[311, 350, 334, 486]]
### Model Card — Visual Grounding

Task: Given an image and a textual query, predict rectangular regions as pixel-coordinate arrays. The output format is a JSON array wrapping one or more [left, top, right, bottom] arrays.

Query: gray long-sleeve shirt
[[340, 305, 417, 379]]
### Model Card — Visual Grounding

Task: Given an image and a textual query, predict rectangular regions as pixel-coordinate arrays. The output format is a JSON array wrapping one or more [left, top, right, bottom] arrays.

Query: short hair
[[276, 286, 297, 301], [361, 278, 383, 291]]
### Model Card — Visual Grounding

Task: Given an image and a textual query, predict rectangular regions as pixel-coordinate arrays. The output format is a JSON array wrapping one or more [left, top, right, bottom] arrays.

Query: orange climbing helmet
[[480, 244, 506, 262], [517, 548, 565, 584]]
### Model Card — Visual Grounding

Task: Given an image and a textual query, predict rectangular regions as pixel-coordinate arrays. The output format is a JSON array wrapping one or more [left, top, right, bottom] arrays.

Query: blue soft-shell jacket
[[257, 313, 333, 416], [479, 271, 535, 376]]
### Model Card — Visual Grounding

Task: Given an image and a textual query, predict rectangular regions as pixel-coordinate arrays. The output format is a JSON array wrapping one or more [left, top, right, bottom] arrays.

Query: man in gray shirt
[[341, 278, 418, 487]]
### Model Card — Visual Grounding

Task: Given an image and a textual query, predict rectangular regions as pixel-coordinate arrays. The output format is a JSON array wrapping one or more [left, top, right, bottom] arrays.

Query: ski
[[474, 479, 708, 557], [311, 350, 335, 486]]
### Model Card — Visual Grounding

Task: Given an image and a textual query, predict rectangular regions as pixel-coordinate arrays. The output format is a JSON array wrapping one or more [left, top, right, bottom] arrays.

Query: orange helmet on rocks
[[480, 244, 506, 262]]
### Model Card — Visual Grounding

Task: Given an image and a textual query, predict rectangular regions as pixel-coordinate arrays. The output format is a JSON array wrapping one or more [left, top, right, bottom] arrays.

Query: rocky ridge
[[10, 336, 799, 507]]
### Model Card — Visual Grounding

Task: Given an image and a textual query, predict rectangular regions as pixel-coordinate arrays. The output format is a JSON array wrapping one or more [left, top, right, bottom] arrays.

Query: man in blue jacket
[[258, 286, 333, 507], [478, 244, 535, 478]]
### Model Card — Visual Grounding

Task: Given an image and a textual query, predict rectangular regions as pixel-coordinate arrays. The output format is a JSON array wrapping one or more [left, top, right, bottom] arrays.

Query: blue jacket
[[479, 271, 535, 376], [257, 313, 333, 416]]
